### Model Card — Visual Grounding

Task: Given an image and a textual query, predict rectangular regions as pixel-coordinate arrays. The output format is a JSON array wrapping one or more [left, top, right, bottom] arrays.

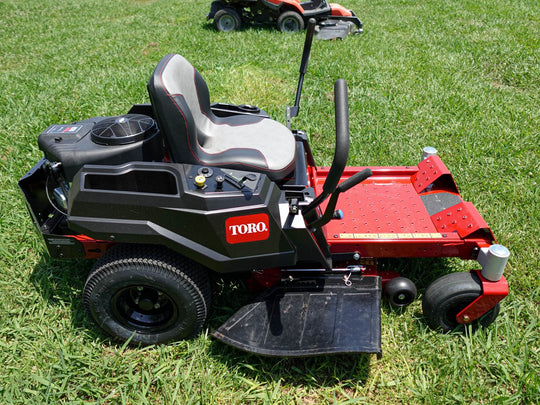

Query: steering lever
[[303, 78, 350, 216]]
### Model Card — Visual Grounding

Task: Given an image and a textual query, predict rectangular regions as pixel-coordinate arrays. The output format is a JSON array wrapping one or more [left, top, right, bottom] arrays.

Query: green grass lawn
[[1, 0, 538, 403]]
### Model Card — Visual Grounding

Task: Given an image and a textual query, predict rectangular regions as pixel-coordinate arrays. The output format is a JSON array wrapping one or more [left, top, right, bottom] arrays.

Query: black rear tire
[[422, 272, 500, 332], [83, 244, 211, 345], [277, 11, 304, 33], [214, 8, 241, 32]]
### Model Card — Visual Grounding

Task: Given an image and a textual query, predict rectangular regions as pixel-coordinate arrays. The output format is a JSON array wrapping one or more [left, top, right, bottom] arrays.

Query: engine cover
[[38, 114, 163, 180]]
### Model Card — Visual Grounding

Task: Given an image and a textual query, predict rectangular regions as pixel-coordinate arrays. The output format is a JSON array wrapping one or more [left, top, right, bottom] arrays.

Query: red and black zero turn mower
[[207, 0, 362, 39], [19, 21, 508, 356]]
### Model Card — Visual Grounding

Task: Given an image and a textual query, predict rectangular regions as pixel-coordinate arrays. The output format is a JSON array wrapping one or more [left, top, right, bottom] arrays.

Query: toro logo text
[[225, 213, 270, 244]]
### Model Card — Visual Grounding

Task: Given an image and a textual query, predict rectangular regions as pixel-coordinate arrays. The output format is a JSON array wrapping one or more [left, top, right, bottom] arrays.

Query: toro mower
[[208, 0, 362, 38], [19, 21, 508, 356]]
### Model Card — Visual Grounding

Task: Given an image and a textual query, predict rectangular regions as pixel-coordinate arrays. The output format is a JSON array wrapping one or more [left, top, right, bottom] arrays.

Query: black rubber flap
[[212, 275, 381, 357]]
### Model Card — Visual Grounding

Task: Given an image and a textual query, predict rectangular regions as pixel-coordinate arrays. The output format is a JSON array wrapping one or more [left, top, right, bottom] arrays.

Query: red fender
[[329, 3, 353, 17], [262, 0, 305, 13]]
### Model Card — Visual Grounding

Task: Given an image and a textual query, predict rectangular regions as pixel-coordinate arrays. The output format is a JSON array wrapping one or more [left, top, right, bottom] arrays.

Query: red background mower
[[208, 0, 362, 37]]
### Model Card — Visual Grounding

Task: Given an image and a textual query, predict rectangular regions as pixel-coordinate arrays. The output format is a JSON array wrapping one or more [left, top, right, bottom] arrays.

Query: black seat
[[147, 54, 296, 181], [300, 0, 327, 11]]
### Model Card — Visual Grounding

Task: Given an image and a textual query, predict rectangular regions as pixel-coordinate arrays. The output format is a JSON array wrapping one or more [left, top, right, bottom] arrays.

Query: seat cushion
[[196, 113, 296, 173]]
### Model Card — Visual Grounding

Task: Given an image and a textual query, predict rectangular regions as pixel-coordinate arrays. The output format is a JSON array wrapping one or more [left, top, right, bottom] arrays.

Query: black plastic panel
[[67, 162, 300, 272]]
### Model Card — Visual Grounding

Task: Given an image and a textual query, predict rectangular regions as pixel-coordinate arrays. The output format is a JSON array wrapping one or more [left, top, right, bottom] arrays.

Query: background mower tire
[[83, 244, 211, 345], [277, 11, 305, 33], [214, 8, 241, 32], [422, 271, 500, 332]]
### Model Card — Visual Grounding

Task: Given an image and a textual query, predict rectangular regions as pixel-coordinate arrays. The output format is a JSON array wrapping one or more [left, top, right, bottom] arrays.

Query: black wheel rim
[[282, 17, 300, 33], [112, 285, 179, 332]]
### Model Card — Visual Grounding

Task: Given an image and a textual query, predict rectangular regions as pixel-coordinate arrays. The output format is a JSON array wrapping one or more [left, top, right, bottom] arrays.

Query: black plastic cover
[[67, 162, 302, 273]]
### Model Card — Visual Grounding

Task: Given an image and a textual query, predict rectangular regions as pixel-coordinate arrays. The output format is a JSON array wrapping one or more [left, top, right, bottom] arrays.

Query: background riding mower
[[208, 0, 362, 38], [19, 21, 508, 357]]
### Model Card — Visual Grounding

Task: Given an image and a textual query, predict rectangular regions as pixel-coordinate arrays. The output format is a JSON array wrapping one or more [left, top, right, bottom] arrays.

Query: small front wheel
[[384, 277, 417, 307], [277, 11, 304, 33], [422, 272, 500, 332], [214, 8, 241, 32], [83, 244, 211, 345]]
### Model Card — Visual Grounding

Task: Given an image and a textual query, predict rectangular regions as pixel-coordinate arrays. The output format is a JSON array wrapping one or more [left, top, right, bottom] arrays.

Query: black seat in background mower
[[300, 0, 329, 11], [147, 54, 296, 181]]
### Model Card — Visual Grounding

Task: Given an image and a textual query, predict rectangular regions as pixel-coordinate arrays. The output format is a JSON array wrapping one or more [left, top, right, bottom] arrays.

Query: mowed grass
[[0, 0, 538, 403]]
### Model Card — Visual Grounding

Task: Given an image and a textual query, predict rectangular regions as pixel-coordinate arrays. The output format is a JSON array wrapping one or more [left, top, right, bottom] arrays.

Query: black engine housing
[[38, 114, 163, 181]]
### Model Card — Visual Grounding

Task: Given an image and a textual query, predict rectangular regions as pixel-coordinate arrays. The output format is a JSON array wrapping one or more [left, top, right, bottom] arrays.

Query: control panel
[[184, 165, 261, 194]]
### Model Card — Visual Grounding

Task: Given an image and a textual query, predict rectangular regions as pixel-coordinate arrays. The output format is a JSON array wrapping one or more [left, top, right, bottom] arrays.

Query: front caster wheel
[[422, 271, 500, 332], [384, 277, 417, 307], [83, 244, 211, 345]]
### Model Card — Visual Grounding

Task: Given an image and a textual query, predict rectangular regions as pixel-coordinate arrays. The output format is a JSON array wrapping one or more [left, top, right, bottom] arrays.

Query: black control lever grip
[[337, 168, 372, 193], [308, 168, 372, 229]]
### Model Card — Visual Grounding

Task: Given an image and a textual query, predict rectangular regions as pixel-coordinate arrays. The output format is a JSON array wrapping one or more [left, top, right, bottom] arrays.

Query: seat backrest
[[147, 54, 211, 164], [147, 54, 297, 181], [300, 0, 326, 11]]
